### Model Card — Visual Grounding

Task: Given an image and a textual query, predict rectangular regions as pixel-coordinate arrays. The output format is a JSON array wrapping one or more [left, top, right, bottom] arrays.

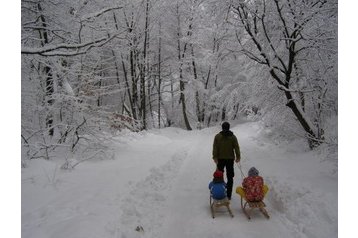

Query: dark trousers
[[217, 159, 235, 199]]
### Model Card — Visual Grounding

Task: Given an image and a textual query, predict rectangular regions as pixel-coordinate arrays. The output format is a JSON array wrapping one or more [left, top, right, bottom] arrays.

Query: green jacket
[[212, 130, 240, 160]]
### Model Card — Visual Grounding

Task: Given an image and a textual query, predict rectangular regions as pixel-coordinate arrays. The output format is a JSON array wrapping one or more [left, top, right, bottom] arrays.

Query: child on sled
[[209, 170, 227, 200], [236, 167, 268, 202], [236, 167, 270, 219], [209, 170, 234, 218]]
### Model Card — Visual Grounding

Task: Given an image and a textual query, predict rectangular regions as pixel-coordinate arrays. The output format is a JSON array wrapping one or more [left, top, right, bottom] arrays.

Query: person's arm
[[233, 135, 241, 162], [242, 177, 248, 190], [259, 176, 264, 186], [212, 135, 218, 164]]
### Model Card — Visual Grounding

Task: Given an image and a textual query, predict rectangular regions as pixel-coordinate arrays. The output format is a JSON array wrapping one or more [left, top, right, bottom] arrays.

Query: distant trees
[[21, 0, 337, 162]]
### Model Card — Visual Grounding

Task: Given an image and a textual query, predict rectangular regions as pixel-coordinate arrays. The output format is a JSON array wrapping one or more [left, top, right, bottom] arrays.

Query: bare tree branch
[[80, 6, 123, 23], [21, 33, 121, 56]]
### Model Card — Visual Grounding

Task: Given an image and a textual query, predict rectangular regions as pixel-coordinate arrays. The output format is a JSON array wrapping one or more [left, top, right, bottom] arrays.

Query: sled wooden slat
[[210, 196, 234, 218], [240, 197, 270, 220], [248, 201, 265, 208]]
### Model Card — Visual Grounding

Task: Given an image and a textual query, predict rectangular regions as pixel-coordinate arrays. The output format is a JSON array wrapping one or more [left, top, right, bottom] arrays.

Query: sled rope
[[236, 162, 245, 180]]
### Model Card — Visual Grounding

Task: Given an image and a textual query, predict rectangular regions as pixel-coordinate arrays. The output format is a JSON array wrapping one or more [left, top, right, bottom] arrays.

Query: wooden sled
[[240, 198, 270, 220], [209, 195, 234, 218], [236, 186, 270, 220]]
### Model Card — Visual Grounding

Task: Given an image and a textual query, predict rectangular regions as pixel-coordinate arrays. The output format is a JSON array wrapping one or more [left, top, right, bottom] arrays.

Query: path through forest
[[22, 122, 337, 238]]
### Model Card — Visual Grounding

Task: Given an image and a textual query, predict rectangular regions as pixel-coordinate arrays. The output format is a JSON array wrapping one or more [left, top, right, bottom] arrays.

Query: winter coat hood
[[220, 130, 234, 137], [248, 167, 259, 177]]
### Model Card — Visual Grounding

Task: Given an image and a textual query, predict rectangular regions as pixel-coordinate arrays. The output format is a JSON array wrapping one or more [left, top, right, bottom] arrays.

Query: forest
[[21, 0, 338, 163]]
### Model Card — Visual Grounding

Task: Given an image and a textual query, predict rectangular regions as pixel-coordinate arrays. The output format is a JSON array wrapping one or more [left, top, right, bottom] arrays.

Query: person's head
[[213, 170, 224, 182], [248, 167, 259, 177], [222, 121, 230, 131]]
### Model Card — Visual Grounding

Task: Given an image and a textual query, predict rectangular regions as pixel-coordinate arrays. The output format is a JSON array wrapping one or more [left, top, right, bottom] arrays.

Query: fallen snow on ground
[[21, 121, 337, 238]]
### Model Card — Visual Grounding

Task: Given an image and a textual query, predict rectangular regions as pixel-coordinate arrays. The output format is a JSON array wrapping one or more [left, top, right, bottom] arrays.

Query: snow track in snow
[[119, 146, 190, 238]]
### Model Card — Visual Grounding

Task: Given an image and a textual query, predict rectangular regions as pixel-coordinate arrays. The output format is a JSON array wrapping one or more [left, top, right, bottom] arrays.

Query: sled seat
[[209, 196, 234, 218], [236, 186, 270, 220]]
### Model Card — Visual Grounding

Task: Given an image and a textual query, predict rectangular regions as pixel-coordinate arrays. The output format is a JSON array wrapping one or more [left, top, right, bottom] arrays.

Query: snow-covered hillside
[[21, 121, 337, 238]]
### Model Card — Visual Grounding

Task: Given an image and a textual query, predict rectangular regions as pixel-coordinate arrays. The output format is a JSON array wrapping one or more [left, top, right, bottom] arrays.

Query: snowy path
[[118, 122, 337, 238], [158, 124, 294, 238], [21, 122, 337, 238]]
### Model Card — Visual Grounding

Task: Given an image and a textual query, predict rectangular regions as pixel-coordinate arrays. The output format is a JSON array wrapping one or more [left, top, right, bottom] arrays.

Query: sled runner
[[240, 198, 270, 220], [209, 195, 234, 218]]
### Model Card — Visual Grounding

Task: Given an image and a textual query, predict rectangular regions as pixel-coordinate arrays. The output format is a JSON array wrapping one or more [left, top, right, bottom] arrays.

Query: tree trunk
[[179, 80, 192, 130], [45, 66, 54, 136], [269, 68, 320, 148], [139, 0, 150, 130], [168, 74, 174, 127], [157, 21, 162, 128], [285, 91, 318, 148], [221, 106, 226, 121], [121, 54, 134, 118], [124, 10, 138, 121], [176, 3, 192, 131], [38, 3, 54, 136], [110, 12, 127, 114], [195, 91, 201, 122]]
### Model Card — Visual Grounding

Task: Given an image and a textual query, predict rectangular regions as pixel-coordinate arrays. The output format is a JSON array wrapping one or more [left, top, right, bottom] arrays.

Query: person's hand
[[235, 157, 240, 163]]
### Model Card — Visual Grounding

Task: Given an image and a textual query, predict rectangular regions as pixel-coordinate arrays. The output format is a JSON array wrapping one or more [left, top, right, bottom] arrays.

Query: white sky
[[1, 1, 21, 238], [338, 1, 358, 237]]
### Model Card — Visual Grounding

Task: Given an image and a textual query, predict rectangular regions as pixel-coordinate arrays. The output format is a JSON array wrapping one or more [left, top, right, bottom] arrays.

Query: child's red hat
[[213, 170, 223, 178]]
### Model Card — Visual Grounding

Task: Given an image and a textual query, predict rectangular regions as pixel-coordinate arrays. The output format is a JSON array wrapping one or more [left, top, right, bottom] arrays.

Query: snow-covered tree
[[227, 0, 337, 148]]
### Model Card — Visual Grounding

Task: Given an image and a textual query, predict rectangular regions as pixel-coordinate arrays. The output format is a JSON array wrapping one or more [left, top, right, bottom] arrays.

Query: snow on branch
[[21, 34, 117, 56], [80, 6, 123, 22]]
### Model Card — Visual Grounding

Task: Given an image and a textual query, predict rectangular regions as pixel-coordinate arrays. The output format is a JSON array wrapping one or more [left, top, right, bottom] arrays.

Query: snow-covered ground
[[21, 121, 337, 238]]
